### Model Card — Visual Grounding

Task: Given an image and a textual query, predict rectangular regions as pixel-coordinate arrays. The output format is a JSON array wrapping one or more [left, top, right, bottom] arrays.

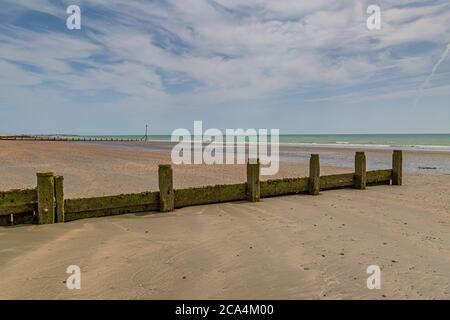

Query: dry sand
[[0, 141, 449, 299]]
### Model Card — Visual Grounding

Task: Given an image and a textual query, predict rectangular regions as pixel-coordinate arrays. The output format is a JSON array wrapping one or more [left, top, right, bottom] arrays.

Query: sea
[[80, 134, 450, 151]]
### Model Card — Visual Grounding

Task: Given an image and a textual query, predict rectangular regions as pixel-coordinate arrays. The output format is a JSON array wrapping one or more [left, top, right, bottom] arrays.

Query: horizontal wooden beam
[[0, 212, 35, 226], [174, 183, 247, 208], [320, 173, 355, 190], [65, 204, 159, 222], [0, 203, 37, 216], [0, 188, 37, 206], [0, 189, 37, 219], [260, 177, 309, 198], [367, 169, 392, 185], [65, 191, 159, 214]]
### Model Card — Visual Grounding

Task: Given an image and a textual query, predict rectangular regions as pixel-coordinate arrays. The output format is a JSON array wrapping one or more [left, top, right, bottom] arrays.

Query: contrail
[[414, 43, 450, 107]]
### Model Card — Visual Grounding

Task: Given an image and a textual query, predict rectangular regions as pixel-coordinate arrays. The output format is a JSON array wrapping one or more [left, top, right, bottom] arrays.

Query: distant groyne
[[0, 135, 141, 142]]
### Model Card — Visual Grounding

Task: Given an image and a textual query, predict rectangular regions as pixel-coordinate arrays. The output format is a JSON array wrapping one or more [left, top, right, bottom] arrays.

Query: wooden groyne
[[0, 135, 140, 142], [0, 151, 403, 227]]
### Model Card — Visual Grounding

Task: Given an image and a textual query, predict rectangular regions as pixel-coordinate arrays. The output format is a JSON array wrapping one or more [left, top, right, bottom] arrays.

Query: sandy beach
[[0, 141, 449, 299]]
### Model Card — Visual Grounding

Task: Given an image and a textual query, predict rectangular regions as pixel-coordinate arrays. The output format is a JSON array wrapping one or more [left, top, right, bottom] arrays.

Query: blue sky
[[0, 0, 449, 134]]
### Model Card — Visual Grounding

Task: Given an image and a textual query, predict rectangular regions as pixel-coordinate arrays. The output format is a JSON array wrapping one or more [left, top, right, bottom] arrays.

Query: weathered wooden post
[[36, 172, 55, 224], [392, 150, 403, 185], [309, 154, 320, 195], [55, 176, 65, 223], [247, 159, 260, 202], [159, 164, 174, 212], [354, 152, 367, 190]]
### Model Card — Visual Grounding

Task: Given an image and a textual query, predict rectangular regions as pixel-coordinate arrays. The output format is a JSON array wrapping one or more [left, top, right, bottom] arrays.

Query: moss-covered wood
[[159, 164, 174, 212], [354, 152, 367, 190], [37, 172, 55, 225], [55, 176, 65, 223], [0, 212, 35, 226], [309, 154, 320, 195], [0, 215, 10, 226], [367, 169, 392, 185], [65, 204, 159, 222], [320, 173, 355, 190], [246, 159, 260, 202], [0, 188, 37, 225], [65, 191, 159, 214], [174, 183, 247, 208], [0, 203, 37, 216], [0, 189, 37, 207], [260, 177, 309, 198], [392, 150, 403, 186]]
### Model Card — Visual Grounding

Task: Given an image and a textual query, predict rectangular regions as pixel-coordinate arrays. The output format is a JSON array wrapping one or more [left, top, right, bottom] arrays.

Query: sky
[[0, 0, 449, 135]]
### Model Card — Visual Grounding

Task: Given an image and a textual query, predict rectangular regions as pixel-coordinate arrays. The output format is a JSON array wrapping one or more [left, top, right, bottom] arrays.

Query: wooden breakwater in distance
[[0, 151, 403, 227], [0, 135, 140, 142]]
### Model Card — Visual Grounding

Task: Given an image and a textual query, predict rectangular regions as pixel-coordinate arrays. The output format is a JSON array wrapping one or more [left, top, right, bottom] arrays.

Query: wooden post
[[354, 152, 367, 189], [309, 154, 320, 195], [392, 150, 403, 186], [54, 176, 65, 223], [36, 172, 55, 224], [159, 164, 174, 212], [247, 159, 260, 202]]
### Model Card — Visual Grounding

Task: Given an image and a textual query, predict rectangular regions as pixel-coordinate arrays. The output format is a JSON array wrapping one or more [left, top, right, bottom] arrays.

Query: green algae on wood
[[392, 150, 403, 186], [309, 154, 320, 195], [65, 204, 159, 222], [367, 169, 392, 185], [55, 176, 65, 223], [37, 172, 55, 225], [247, 159, 260, 202], [260, 177, 309, 198], [65, 191, 159, 214], [0, 188, 37, 217], [174, 183, 247, 209], [159, 164, 174, 212], [320, 173, 354, 190], [0, 212, 35, 226], [354, 152, 367, 190], [0, 188, 37, 206]]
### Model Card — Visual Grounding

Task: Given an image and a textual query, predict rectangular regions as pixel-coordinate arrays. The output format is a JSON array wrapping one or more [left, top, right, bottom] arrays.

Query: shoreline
[[106, 139, 450, 153], [77, 139, 450, 154]]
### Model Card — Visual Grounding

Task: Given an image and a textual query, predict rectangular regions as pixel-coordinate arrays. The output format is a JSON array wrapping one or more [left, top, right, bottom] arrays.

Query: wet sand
[[0, 141, 449, 299]]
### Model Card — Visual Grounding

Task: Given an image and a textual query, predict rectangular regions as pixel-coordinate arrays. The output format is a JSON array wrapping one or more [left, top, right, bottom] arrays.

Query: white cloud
[[1, 0, 450, 110]]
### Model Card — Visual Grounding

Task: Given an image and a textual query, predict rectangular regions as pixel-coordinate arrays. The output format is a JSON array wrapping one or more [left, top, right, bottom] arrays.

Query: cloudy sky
[[1, 0, 449, 134]]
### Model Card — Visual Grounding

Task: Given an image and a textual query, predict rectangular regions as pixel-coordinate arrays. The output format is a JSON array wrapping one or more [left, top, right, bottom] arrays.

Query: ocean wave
[[140, 139, 450, 152], [278, 142, 450, 152]]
